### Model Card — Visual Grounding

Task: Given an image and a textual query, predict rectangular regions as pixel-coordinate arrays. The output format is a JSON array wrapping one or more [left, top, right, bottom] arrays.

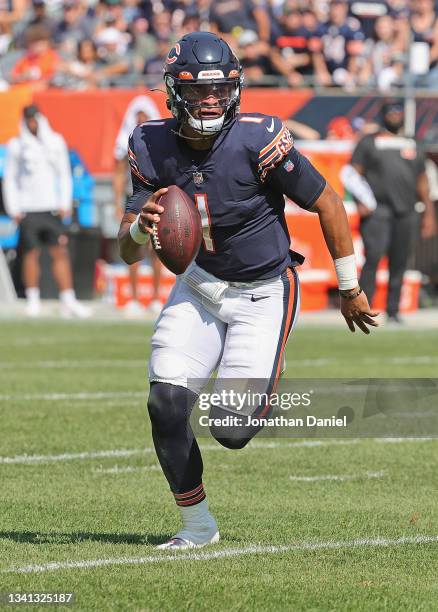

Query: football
[[151, 185, 202, 275]]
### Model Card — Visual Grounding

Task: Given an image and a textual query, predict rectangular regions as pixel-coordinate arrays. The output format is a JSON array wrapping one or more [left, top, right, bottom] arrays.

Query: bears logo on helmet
[[166, 43, 181, 65]]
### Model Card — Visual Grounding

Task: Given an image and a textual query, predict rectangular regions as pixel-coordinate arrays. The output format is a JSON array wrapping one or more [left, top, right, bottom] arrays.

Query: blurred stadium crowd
[[0, 0, 437, 91]]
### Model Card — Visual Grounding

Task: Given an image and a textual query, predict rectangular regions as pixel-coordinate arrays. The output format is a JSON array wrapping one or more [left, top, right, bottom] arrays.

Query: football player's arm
[[310, 183, 379, 334], [118, 173, 167, 265], [268, 149, 378, 333]]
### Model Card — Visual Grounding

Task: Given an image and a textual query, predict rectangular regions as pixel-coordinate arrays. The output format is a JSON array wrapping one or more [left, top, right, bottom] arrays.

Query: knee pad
[[147, 382, 197, 436]]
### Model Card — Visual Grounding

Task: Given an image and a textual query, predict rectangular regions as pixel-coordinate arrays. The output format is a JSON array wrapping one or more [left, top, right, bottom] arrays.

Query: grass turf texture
[[0, 320, 437, 611]]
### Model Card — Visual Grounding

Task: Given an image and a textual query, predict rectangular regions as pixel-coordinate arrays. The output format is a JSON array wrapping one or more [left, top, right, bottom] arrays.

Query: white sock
[[59, 289, 76, 305], [179, 499, 210, 527], [25, 287, 40, 303]]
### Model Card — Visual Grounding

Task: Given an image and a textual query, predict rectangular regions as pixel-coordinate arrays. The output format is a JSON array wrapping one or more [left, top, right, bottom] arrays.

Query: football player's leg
[[148, 279, 225, 547], [210, 268, 300, 449], [148, 382, 219, 548]]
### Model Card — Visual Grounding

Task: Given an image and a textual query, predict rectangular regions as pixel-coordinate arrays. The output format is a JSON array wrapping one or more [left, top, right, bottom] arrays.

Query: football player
[[118, 32, 378, 549]]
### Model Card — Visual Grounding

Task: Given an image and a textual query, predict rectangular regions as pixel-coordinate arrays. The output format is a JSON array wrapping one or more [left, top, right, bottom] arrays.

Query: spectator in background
[[2, 105, 90, 318], [102, 0, 127, 30], [349, 0, 389, 39], [360, 14, 406, 90], [143, 35, 170, 85], [387, 0, 410, 51], [122, 0, 142, 24], [387, 0, 410, 19], [150, 9, 174, 41], [113, 95, 163, 316], [270, 5, 313, 86], [0, 0, 27, 29], [130, 17, 158, 72], [266, 0, 286, 36], [15, 0, 57, 49], [351, 100, 437, 323], [57, 32, 130, 87], [178, 10, 201, 35], [93, 0, 132, 43], [237, 29, 272, 83], [189, 0, 213, 31], [411, 0, 438, 87], [302, 7, 321, 37], [57, 37, 99, 88], [209, 0, 270, 46], [312, 0, 365, 88], [94, 26, 130, 82], [10, 25, 60, 88], [29, 0, 55, 32], [54, 0, 96, 59]]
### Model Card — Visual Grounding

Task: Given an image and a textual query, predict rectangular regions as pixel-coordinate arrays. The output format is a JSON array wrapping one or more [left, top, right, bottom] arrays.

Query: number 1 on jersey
[[194, 193, 215, 253]]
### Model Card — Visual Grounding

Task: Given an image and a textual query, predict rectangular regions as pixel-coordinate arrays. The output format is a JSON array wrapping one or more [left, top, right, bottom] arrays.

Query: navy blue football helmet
[[163, 32, 243, 136]]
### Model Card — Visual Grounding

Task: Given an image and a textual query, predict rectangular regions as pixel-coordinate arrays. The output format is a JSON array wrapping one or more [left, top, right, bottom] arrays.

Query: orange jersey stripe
[[274, 268, 295, 384], [259, 126, 287, 158], [130, 166, 152, 186]]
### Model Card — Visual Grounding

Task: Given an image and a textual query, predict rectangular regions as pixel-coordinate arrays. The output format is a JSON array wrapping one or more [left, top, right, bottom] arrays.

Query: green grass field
[[0, 320, 437, 611]]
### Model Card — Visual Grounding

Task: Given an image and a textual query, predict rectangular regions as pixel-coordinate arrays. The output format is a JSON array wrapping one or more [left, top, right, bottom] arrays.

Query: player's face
[[180, 83, 235, 120]]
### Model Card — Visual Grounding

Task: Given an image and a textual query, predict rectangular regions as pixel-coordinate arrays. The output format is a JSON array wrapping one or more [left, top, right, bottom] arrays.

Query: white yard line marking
[[0, 360, 145, 370], [2, 535, 437, 574], [389, 411, 437, 418], [377, 437, 437, 443], [286, 356, 438, 367], [247, 439, 361, 450], [2, 355, 437, 370], [290, 471, 385, 482], [1, 438, 436, 466], [384, 356, 438, 364], [92, 465, 161, 474], [0, 441, 360, 465], [0, 391, 145, 402], [93, 464, 230, 475], [0, 449, 153, 465]]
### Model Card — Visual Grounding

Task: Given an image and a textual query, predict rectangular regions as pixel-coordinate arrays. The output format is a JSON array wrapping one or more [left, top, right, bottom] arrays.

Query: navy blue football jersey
[[126, 113, 326, 282]]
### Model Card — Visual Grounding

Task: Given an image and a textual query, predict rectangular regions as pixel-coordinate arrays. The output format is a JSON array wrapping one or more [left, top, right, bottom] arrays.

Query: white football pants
[[148, 267, 300, 399]]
